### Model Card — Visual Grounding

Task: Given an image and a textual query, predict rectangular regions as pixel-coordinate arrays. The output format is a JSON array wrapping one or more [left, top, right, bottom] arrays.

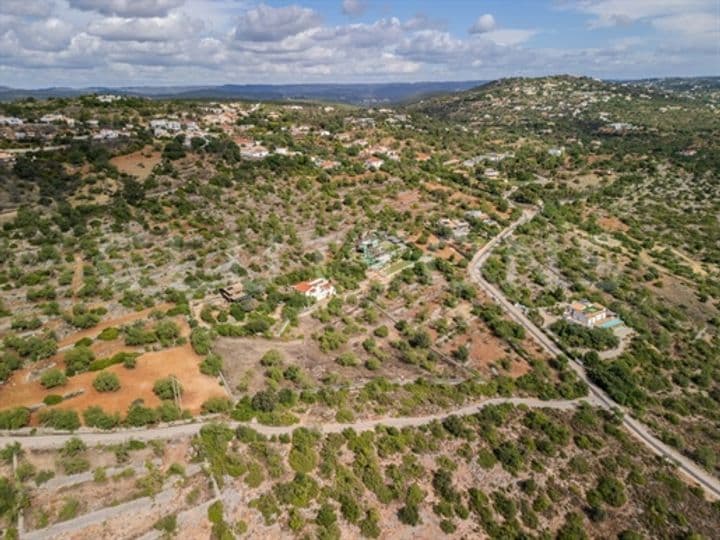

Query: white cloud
[[16, 18, 76, 51], [652, 11, 720, 48], [0, 0, 717, 87], [566, 0, 719, 49], [469, 13, 496, 34], [342, 0, 367, 17], [0, 0, 55, 17], [88, 12, 203, 41], [568, 0, 715, 27], [479, 29, 536, 46], [233, 3, 321, 42], [68, 0, 185, 18]]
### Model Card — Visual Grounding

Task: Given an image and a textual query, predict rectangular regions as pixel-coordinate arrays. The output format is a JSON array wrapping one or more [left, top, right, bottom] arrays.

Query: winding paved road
[[468, 205, 720, 500]]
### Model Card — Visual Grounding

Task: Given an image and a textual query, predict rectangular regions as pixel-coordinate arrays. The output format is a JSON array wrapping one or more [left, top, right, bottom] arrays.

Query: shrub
[[439, 519, 456, 533], [200, 353, 223, 376], [156, 401, 182, 422], [43, 394, 63, 406], [154, 514, 177, 534], [3, 334, 57, 361], [477, 448, 497, 469], [316, 503, 337, 528], [34, 470, 55, 485], [373, 326, 389, 338], [335, 409, 354, 423], [93, 372, 121, 392], [93, 468, 107, 483], [274, 472, 319, 507], [125, 403, 158, 427], [336, 352, 358, 367], [288, 446, 317, 474], [260, 350, 283, 367], [201, 397, 233, 414], [190, 327, 213, 355], [123, 354, 137, 369], [550, 320, 619, 351], [61, 437, 87, 457], [59, 454, 90, 475], [359, 508, 381, 538], [365, 358, 381, 370], [93, 371, 120, 392], [398, 504, 420, 526], [38, 409, 80, 431], [15, 462, 35, 482], [64, 346, 95, 376], [251, 390, 277, 412], [153, 377, 182, 400], [123, 322, 157, 346], [83, 406, 120, 430], [0, 408, 30, 430], [597, 476, 626, 507], [97, 327, 120, 341], [89, 352, 139, 371], [40, 368, 67, 389], [58, 498, 81, 521], [155, 320, 180, 345]]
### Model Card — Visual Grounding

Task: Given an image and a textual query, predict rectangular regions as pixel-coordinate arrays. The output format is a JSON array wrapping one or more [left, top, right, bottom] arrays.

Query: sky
[[0, 0, 718, 88]]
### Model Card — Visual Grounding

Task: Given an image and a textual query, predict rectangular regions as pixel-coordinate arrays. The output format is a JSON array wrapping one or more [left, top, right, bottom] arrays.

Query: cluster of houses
[[599, 122, 638, 135], [96, 94, 124, 103], [463, 151, 515, 168], [40, 113, 75, 126], [0, 110, 133, 143], [0, 116, 23, 126], [312, 157, 340, 170], [220, 277, 336, 306]]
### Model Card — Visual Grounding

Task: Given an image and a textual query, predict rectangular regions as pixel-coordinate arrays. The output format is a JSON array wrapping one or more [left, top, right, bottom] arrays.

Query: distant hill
[[0, 81, 486, 106], [626, 76, 720, 92], [403, 74, 719, 148], [406, 75, 720, 119]]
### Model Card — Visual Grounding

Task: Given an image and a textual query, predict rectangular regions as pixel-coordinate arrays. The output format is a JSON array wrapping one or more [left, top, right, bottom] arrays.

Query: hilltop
[[406, 75, 720, 171]]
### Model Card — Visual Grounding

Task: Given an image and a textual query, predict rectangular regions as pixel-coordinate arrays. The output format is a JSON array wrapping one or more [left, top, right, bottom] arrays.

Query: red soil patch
[[423, 181, 452, 195], [467, 333, 511, 367], [410, 233, 463, 262], [395, 190, 421, 206], [597, 216, 628, 232], [0, 343, 225, 423], [110, 147, 162, 180]]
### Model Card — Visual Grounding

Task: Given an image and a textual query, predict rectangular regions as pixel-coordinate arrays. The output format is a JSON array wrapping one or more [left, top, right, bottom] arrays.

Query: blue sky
[[0, 0, 718, 87]]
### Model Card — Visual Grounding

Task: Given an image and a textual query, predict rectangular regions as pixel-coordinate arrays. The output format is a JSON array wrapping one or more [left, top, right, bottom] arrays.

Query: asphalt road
[[468, 205, 720, 500]]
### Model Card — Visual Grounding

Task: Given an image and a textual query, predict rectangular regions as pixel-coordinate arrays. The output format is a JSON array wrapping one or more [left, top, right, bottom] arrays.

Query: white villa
[[293, 278, 336, 302], [565, 300, 621, 329]]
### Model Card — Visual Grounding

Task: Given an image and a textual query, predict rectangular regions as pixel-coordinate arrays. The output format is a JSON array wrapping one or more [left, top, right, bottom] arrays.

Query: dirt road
[[0, 397, 587, 451]]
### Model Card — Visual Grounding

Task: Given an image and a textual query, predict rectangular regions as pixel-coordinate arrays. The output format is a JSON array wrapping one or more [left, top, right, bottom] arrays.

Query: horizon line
[[3, 74, 719, 92]]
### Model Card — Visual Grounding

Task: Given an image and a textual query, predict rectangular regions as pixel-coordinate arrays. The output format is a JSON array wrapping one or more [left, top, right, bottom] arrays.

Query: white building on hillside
[[293, 278, 336, 302]]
